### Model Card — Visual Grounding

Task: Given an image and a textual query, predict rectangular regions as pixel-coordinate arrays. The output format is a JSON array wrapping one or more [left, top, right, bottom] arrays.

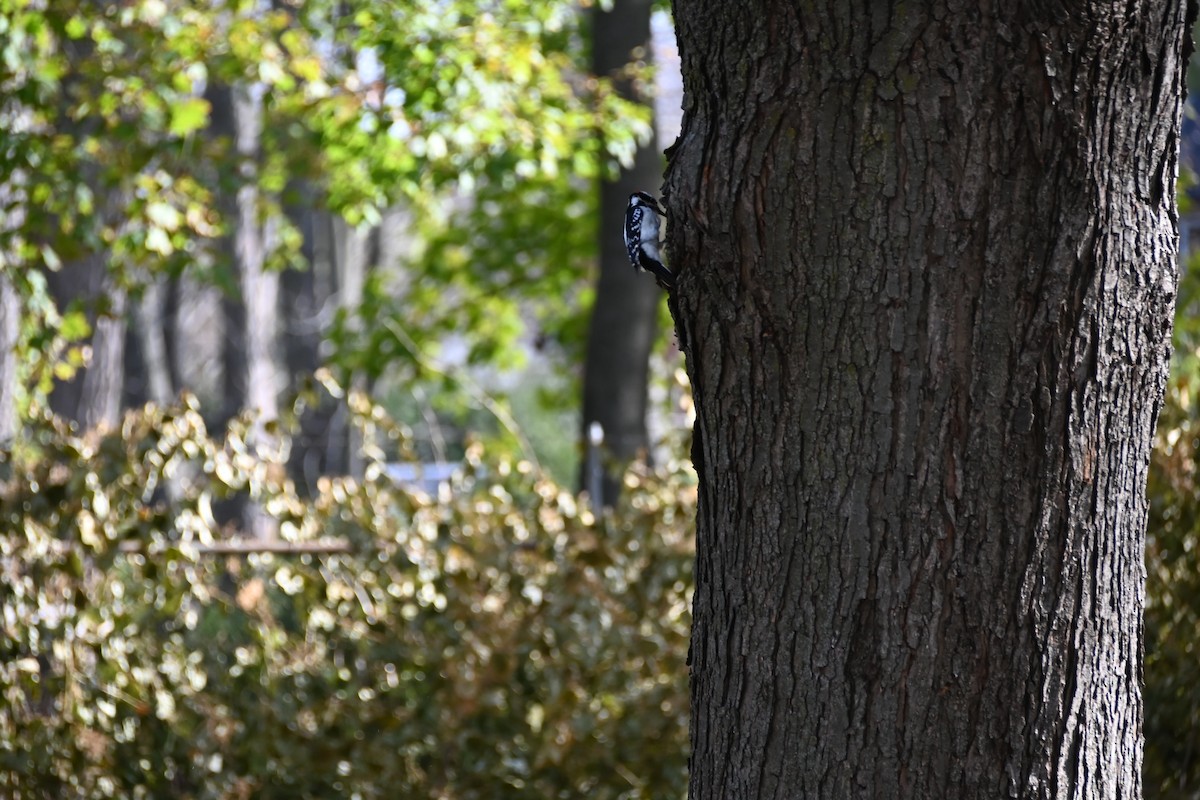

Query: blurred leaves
[[167, 97, 210, 137], [0, 1, 687, 795], [0, 388, 695, 799], [2, 0, 653, 399]]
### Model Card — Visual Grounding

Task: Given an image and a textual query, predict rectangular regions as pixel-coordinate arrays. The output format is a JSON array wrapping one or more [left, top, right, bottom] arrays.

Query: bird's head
[[629, 191, 665, 216]]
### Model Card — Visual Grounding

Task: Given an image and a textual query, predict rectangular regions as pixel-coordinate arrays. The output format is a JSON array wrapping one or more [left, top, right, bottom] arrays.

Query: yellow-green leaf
[[60, 310, 91, 341], [65, 15, 87, 39], [53, 360, 77, 380], [168, 97, 210, 137]]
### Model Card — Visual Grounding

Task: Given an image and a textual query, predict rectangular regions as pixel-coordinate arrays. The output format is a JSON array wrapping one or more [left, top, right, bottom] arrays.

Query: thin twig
[[117, 539, 353, 555]]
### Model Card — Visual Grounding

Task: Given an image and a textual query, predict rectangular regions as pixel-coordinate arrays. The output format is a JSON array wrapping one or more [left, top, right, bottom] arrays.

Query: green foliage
[[5, 270, 90, 423], [0, 390, 694, 799], [2, 0, 652, 393], [0, 1, 682, 793]]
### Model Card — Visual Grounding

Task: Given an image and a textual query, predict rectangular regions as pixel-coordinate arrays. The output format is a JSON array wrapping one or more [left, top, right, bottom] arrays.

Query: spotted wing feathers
[[623, 193, 674, 290]]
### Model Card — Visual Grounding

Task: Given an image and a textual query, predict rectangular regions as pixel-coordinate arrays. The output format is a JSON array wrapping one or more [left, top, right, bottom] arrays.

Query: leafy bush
[[1146, 341, 1200, 796], [1146, 384, 1200, 797], [1144, 217, 1200, 798], [0, 391, 694, 799]]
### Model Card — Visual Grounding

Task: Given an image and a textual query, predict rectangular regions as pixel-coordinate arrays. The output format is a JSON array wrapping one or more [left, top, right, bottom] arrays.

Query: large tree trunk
[[580, 0, 664, 506], [666, 4, 1191, 798]]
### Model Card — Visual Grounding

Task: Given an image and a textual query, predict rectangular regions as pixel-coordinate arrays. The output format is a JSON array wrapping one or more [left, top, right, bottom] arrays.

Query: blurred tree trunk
[[580, 0, 663, 506], [0, 275, 17, 443], [231, 85, 281, 428], [332, 215, 371, 478], [77, 282, 126, 429], [132, 277, 175, 406], [281, 195, 328, 493], [280, 203, 374, 490], [124, 273, 191, 503], [125, 274, 177, 409], [233, 81, 281, 539], [0, 151, 25, 444], [280, 3, 376, 491], [208, 77, 282, 538], [172, 274, 224, 410], [207, 81, 282, 424], [667, 3, 1189, 798], [42, 3, 126, 430], [46, 261, 126, 429]]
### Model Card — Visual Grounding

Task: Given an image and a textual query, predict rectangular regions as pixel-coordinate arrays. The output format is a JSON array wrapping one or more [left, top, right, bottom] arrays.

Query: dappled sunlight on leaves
[[1146, 239, 1200, 796], [0, 387, 694, 798]]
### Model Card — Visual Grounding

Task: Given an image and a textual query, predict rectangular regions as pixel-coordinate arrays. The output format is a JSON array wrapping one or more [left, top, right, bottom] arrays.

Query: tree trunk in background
[[278, 1, 372, 490], [221, 280, 247, 423], [208, 79, 282, 427], [207, 76, 282, 538], [42, 20, 127, 431], [46, 262, 126, 429], [172, 274, 225, 411], [332, 215, 371, 479], [205, 79, 243, 427], [76, 284, 126, 429], [0, 275, 18, 443], [281, 196, 329, 494], [125, 274, 190, 502], [667, 3, 1190, 798], [232, 82, 281, 539], [231, 85, 281, 428], [281, 204, 374, 491], [0, 150, 25, 444], [580, 0, 663, 506], [129, 276, 175, 406]]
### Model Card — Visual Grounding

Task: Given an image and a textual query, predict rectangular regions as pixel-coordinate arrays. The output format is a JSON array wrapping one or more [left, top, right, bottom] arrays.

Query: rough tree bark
[[580, 0, 664, 505], [666, 3, 1192, 798]]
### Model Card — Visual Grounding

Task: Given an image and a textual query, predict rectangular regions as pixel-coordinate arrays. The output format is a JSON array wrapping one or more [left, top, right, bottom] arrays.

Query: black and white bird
[[623, 191, 675, 290]]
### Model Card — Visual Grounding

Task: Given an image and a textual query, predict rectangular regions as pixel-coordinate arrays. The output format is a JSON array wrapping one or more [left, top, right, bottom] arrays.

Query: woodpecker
[[623, 191, 675, 290]]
